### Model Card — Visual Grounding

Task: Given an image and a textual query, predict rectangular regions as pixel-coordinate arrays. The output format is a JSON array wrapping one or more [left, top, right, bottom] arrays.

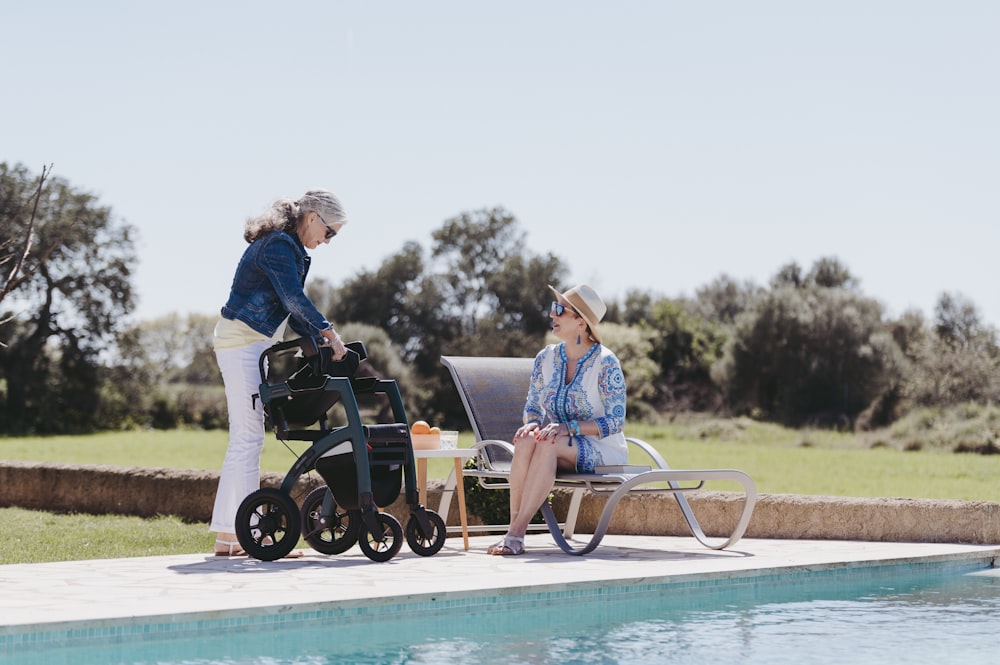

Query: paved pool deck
[[2, 534, 998, 636]]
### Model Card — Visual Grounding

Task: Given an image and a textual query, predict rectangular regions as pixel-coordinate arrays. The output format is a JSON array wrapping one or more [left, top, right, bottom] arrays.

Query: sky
[[3, 1, 998, 328]]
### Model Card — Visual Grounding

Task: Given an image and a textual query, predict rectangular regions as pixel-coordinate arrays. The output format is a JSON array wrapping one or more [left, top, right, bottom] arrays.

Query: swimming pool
[[8, 558, 1000, 665]]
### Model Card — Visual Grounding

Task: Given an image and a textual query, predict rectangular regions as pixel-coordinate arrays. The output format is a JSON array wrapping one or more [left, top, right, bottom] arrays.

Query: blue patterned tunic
[[523, 342, 628, 472]]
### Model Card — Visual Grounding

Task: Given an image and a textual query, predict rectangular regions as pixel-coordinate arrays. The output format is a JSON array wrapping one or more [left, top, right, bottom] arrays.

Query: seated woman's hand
[[535, 422, 567, 442], [514, 422, 540, 442]]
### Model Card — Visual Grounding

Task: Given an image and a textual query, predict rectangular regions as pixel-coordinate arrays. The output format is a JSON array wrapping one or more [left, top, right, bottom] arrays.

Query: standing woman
[[211, 189, 349, 556], [487, 284, 628, 556]]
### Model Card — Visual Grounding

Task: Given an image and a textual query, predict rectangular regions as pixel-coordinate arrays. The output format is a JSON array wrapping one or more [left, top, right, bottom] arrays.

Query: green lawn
[[623, 420, 1000, 502], [0, 429, 472, 480], [0, 508, 209, 565], [3, 419, 999, 501]]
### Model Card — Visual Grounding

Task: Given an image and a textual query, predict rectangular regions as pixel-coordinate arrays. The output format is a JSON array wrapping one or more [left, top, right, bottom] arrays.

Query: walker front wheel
[[405, 510, 447, 557], [235, 488, 301, 561], [358, 512, 404, 562]]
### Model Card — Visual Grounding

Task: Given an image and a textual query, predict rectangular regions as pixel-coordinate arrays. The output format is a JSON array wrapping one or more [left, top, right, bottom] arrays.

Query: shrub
[[714, 285, 905, 426]]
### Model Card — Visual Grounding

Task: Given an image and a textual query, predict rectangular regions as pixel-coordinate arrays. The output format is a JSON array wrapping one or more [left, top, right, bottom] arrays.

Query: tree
[[622, 289, 654, 326], [770, 256, 858, 291], [0, 163, 137, 433], [596, 322, 660, 419], [694, 275, 761, 326], [322, 207, 569, 427], [1, 164, 65, 335], [324, 241, 450, 370], [645, 297, 726, 411], [770, 261, 804, 289], [933, 292, 997, 354], [429, 208, 567, 354], [714, 259, 904, 426], [904, 293, 1000, 407], [328, 206, 568, 365], [130, 312, 219, 385], [805, 256, 858, 290], [321, 242, 425, 343], [430, 207, 523, 325]]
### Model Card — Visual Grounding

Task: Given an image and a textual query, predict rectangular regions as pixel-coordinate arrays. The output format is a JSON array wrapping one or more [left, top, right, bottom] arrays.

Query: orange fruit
[[411, 420, 431, 434], [429, 426, 441, 434]]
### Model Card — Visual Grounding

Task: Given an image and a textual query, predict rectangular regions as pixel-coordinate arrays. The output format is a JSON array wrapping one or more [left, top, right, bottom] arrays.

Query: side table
[[412, 448, 478, 550]]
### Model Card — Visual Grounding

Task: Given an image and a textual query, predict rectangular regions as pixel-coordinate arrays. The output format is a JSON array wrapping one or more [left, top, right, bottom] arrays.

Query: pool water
[[10, 563, 1000, 665]]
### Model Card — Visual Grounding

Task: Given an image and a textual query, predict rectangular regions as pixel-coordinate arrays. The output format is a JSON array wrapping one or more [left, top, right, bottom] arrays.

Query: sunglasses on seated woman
[[550, 301, 576, 317]]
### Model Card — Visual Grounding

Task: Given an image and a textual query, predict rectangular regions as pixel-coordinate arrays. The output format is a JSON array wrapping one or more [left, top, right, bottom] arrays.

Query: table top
[[412, 447, 479, 458]]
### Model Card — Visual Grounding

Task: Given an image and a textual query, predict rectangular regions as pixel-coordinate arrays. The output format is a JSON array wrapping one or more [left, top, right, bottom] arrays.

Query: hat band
[[566, 295, 597, 325]]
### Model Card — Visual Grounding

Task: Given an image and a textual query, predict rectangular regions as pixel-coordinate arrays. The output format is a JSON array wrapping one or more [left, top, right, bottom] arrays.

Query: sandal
[[487, 535, 525, 556], [214, 538, 247, 557]]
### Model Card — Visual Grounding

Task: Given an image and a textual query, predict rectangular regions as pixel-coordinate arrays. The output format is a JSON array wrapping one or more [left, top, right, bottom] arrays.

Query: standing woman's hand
[[321, 328, 348, 360]]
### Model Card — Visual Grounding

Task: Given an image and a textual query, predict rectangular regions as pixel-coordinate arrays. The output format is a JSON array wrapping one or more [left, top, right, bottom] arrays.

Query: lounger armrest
[[469, 439, 515, 473], [626, 436, 670, 469]]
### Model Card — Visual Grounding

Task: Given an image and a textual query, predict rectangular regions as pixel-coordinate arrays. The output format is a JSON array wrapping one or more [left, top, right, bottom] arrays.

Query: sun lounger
[[441, 355, 758, 555]]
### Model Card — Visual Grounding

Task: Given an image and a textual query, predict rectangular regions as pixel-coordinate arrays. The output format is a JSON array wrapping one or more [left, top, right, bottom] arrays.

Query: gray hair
[[243, 189, 348, 243], [297, 189, 348, 225]]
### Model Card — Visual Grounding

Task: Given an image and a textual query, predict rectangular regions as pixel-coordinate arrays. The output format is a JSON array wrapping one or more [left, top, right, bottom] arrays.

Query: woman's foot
[[214, 537, 247, 557], [487, 534, 525, 556]]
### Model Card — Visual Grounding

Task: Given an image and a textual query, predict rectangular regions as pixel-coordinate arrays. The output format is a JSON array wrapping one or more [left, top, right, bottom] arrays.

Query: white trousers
[[210, 339, 274, 533]]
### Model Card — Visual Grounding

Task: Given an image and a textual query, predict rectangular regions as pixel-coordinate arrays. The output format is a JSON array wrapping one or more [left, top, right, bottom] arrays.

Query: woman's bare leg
[[507, 434, 577, 539], [507, 432, 538, 527]]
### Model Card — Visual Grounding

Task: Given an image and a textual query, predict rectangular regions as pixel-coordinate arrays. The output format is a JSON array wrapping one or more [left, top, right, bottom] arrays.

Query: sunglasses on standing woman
[[315, 211, 338, 239]]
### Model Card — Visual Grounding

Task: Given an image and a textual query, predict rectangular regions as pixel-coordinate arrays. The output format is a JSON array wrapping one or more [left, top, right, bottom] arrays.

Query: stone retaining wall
[[2, 461, 999, 544]]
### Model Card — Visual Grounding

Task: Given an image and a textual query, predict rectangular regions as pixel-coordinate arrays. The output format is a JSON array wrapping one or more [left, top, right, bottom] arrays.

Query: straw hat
[[548, 284, 607, 343]]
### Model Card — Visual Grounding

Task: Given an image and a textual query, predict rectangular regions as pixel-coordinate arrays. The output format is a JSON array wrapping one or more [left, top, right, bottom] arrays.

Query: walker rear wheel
[[235, 488, 301, 561], [300, 486, 360, 555], [358, 512, 404, 562], [405, 510, 447, 556]]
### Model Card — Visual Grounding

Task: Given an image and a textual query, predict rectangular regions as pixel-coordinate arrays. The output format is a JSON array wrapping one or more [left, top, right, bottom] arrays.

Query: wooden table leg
[[417, 457, 428, 507], [453, 457, 470, 551]]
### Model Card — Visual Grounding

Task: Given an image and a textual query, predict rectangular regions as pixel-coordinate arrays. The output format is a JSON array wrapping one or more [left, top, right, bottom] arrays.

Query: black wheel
[[235, 488, 301, 561], [405, 510, 447, 557], [300, 486, 360, 555], [358, 512, 404, 562]]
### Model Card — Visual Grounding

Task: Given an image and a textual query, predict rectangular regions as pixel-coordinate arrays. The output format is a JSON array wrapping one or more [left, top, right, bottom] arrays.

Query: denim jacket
[[220, 230, 331, 338]]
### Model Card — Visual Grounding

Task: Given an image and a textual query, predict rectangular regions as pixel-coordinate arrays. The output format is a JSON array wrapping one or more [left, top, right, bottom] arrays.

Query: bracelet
[[570, 419, 581, 436]]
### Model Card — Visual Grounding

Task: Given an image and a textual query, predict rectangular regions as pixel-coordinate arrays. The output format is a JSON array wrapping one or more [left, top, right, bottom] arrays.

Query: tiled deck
[[2, 534, 997, 634]]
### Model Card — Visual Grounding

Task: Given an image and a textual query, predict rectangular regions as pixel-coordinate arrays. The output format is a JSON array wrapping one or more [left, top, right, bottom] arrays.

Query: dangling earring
[[576, 331, 582, 345]]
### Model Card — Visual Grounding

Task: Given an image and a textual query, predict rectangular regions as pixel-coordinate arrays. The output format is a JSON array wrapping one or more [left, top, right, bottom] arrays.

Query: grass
[[0, 508, 209, 565], [4, 414, 999, 501], [3, 408, 999, 564], [0, 429, 285, 472], [623, 416, 1000, 502], [0, 428, 472, 479]]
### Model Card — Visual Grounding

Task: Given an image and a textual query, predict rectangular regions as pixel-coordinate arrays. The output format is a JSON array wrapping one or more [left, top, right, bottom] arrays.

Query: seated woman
[[487, 284, 628, 556]]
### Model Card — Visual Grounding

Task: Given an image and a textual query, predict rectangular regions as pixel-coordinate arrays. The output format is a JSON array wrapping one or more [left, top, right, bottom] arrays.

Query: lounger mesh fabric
[[441, 356, 534, 468]]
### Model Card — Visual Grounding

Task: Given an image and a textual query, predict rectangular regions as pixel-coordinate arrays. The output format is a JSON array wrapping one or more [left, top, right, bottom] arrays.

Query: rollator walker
[[234, 336, 446, 562]]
